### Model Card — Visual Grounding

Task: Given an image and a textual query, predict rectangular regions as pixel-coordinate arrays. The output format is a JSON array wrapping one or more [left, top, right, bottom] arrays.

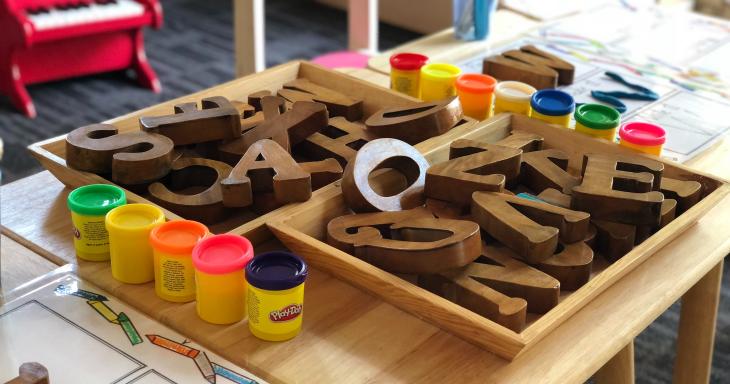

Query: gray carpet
[[0, 1, 727, 382]]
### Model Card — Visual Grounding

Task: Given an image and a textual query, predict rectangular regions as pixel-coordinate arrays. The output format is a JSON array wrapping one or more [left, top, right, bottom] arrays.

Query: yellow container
[[150, 220, 209, 302], [455, 73, 497, 120], [67, 184, 126, 261], [419, 63, 461, 102], [106, 204, 165, 284], [619, 122, 666, 156], [246, 251, 308, 341], [574, 103, 621, 141], [389, 53, 428, 98], [530, 89, 575, 128], [494, 81, 537, 116], [192, 234, 254, 324]]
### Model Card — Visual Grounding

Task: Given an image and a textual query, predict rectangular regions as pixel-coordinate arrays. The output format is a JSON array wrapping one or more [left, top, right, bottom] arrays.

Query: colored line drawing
[[147, 334, 258, 384], [56, 283, 143, 346], [118, 312, 144, 345], [127, 369, 177, 384], [212, 363, 259, 384], [88, 300, 120, 324], [55, 283, 109, 301], [0, 300, 146, 384]]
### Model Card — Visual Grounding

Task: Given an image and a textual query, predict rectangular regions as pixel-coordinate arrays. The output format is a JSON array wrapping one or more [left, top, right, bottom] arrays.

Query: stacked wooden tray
[[30, 62, 728, 361]]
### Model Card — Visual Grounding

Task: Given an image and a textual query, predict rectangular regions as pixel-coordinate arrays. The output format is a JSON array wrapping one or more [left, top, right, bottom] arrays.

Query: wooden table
[[2, 67, 728, 383]]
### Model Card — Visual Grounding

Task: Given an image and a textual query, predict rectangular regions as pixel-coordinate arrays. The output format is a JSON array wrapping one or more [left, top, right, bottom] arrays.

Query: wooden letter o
[[341, 138, 429, 212]]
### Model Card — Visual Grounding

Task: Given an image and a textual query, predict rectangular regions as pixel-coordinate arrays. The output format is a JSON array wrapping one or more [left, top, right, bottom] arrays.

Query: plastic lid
[[390, 53, 428, 71], [246, 251, 308, 291], [105, 204, 165, 232], [530, 89, 575, 116], [619, 122, 666, 146], [455, 74, 497, 94], [420, 63, 462, 81], [574, 103, 620, 130], [495, 81, 537, 102], [192, 234, 253, 275], [67, 184, 126, 216], [150, 220, 209, 255]]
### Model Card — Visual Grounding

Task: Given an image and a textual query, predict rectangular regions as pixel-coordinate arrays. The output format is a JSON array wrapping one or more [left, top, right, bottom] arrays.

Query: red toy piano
[[0, 0, 163, 117]]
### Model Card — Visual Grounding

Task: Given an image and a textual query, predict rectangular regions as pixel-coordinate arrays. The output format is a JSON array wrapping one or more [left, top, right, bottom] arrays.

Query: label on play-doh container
[[67, 184, 126, 261], [192, 234, 254, 324], [246, 251, 308, 341], [150, 220, 209, 302]]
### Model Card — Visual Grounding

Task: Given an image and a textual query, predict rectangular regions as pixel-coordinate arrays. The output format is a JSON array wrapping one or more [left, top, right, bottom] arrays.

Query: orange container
[[455, 73, 497, 120], [150, 220, 209, 302]]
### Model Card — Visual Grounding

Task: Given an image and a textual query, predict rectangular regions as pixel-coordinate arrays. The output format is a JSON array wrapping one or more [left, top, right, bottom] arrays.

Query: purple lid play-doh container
[[245, 251, 308, 291]]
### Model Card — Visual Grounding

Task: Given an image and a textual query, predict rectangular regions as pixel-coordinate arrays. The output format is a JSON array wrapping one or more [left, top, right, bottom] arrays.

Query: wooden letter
[[521, 149, 580, 194], [148, 157, 232, 224], [295, 117, 375, 166], [66, 123, 174, 185], [6, 362, 49, 384], [221, 139, 311, 207], [660, 177, 702, 214], [471, 192, 590, 263], [537, 241, 593, 291], [300, 158, 344, 189], [419, 271, 527, 332], [279, 78, 363, 121], [571, 154, 664, 226], [140, 96, 242, 145], [425, 139, 522, 205], [427, 243, 561, 314], [635, 198, 677, 243], [341, 138, 430, 212], [365, 98, 463, 144], [483, 45, 575, 89], [536, 188, 572, 208], [494, 131, 544, 152], [218, 100, 328, 164], [327, 208, 482, 274], [592, 219, 636, 262]]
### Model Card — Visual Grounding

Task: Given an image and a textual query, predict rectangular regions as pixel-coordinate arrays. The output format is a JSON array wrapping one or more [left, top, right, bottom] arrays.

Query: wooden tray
[[28, 61, 468, 233], [264, 113, 730, 360]]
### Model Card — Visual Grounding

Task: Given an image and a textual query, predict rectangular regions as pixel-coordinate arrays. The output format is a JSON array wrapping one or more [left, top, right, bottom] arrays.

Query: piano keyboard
[[27, 0, 145, 31]]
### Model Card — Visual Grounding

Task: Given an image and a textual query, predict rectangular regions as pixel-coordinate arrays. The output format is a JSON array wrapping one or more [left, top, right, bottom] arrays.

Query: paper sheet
[[0, 274, 266, 384]]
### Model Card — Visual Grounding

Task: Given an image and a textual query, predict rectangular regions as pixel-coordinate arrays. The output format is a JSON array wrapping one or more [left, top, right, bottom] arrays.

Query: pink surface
[[311, 51, 370, 69], [620, 122, 666, 146], [192, 234, 254, 275]]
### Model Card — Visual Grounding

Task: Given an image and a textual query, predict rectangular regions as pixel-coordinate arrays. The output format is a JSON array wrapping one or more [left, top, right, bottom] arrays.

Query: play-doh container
[[150, 220, 209, 303], [455, 73, 497, 120], [619, 122, 666, 156], [67, 184, 126, 261], [192, 234, 254, 324], [493, 81, 536, 116], [246, 251, 308, 341], [574, 103, 621, 141], [419, 63, 462, 101], [106, 204, 165, 284], [390, 53, 428, 98], [530, 89, 575, 128]]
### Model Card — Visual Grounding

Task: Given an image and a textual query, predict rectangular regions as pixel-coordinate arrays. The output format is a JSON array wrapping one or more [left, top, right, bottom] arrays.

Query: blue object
[[590, 71, 660, 114], [530, 89, 576, 116], [516, 192, 543, 202], [454, 0, 497, 41]]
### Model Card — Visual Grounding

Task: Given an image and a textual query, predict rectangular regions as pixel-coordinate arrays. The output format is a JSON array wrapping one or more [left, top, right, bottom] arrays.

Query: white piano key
[[27, 0, 145, 31]]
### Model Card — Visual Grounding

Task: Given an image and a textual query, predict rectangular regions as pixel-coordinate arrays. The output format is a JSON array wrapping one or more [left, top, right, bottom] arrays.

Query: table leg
[[234, 0, 265, 77], [348, 0, 378, 54], [673, 259, 723, 384], [594, 341, 635, 384]]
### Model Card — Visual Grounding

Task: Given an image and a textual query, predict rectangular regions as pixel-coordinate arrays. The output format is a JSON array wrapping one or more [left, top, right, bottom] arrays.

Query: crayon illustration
[[118, 312, 143, 345], [87, 300, 120, 324], [212, 363, 259, 384], [147, 334, 256, 383], [55, 284, 108, 301]]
